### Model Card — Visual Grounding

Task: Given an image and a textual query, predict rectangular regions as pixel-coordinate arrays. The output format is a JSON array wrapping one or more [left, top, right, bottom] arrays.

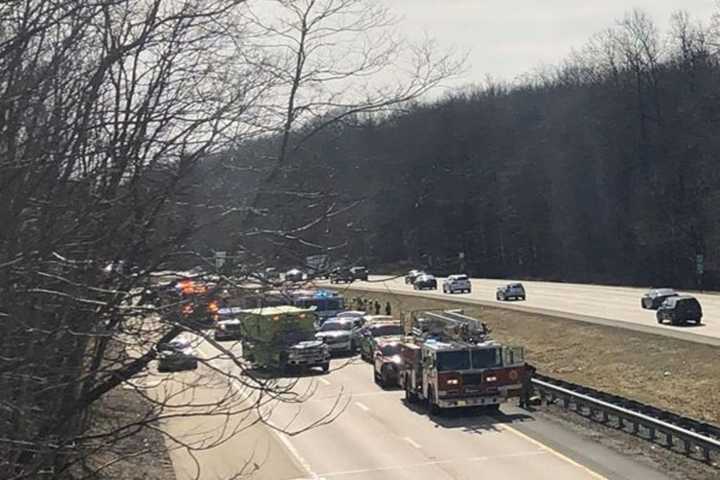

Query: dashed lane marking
[[402, 436, 422, 449], [501, 424, 608, 480], [318, 377, 331, 386], [308, 450, 547, 478], [354, 401, 370, 412], [194, 341, 320, 480], [270, 429, 319, 480]]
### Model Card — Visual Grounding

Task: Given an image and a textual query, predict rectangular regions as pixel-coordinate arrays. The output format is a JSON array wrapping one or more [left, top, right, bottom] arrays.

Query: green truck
[[228, 305, 331, 373]]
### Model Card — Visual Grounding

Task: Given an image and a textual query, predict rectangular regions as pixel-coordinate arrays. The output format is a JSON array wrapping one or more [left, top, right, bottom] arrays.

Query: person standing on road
[[520, 363, 537, 409], [374, 301, 381, 315], [385, 302, 392, 315]]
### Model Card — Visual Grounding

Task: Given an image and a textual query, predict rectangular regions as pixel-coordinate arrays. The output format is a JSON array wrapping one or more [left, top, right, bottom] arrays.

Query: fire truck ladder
[[410, 309, 491, 344]]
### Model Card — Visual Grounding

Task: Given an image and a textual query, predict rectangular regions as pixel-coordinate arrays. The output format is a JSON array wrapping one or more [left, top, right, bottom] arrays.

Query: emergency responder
[[519, 363, 537, 409], [374, 301, 381, 315], [385, 302, 392, 315]]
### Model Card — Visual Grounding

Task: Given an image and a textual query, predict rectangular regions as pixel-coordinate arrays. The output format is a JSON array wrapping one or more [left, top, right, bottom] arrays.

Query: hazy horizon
[[384, 1, 719, 88]]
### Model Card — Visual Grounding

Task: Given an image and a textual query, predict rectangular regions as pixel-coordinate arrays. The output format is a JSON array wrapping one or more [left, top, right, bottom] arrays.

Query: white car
[[315, 318, 360, 354], [442, 274, 471, 294]]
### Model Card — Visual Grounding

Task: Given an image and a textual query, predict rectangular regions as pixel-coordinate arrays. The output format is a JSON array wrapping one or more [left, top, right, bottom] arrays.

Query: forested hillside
[[207, 10, 720, 289]]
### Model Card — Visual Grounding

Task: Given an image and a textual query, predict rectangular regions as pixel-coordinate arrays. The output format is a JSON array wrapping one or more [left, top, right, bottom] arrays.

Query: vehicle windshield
[[471, 348, 501, 369], [372, 324, 403, 337], [380, 344, 401, 356], [436, 350, 471, 371], [319, 322, 352, 331]]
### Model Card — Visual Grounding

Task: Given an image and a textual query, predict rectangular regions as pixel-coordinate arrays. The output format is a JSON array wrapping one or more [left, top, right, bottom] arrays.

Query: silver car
[[157, 338, 198, 372], [496, 283, 526, 301], [442, 274, 471, 294]]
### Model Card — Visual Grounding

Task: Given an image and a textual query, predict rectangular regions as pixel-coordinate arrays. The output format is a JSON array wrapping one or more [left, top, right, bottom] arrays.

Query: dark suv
[[330, 268, 354, 284], [656, 296, 702, 325], [641, 288, 679, 310], [350, 266, 368, 281]]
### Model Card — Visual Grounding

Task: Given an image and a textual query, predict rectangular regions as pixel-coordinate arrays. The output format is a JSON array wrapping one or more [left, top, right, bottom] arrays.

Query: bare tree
[[244, 0, 463, 166], [0, 0, 461, 478], [230, 0, 463, 267], [0, 1, 336, 478]]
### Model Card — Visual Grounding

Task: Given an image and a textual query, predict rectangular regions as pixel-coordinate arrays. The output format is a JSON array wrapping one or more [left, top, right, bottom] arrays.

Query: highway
[[162, 341, 673, 480], [334, 276, 720, 345]]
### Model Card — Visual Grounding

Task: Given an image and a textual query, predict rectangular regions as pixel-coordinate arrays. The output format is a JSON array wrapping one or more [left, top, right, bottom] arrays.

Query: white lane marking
[[402, 436, 422, 449], [271, 429, 319, 480], [318, 377, 331, 386], [305, 390, 399, 402], [354, 401, 370, 412], [501, 425, 608, 480], [314, 450, 546, 478], [195, 340, 320, 480]]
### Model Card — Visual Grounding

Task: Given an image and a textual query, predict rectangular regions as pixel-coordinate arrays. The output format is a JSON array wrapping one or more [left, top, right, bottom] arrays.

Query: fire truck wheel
[[321, 362, 330, 373], [426, 388, 439, 415], [405, 386, 417, 403], [381, 369, 390, 387]]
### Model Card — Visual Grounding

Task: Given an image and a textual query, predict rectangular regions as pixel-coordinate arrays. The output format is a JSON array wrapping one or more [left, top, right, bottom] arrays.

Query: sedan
[[413, 274, 437, 290], [641, 288, 679, 310], [157, 338, 198, 372], [358, 321, 404, 361]]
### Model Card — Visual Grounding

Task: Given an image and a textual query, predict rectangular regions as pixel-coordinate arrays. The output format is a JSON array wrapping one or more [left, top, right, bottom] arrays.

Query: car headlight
[[446, 379, 459, 385]]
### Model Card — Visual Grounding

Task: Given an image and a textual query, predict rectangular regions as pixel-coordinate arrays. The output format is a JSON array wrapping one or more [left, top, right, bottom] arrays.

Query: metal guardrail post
[[531, 378, 720, 464]]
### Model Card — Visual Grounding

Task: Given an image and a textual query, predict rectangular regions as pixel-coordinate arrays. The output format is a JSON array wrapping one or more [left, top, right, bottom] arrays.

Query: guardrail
[[531, 374, 720, 465]]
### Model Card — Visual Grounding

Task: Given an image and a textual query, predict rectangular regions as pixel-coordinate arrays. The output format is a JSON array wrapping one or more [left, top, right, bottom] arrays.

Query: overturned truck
[[399, 309, 532, 413]]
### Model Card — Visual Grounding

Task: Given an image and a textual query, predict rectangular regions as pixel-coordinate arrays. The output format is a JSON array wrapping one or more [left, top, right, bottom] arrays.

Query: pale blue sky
[[384, 1, 719, 85]]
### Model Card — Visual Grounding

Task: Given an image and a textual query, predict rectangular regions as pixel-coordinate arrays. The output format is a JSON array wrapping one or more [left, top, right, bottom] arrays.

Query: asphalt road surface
[[335, 276, 720, 345], [163, 340, 672, 480]]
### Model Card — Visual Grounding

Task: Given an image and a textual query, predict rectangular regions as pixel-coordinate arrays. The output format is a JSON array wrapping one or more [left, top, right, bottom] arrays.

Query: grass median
[[345, 288, 720, 425]]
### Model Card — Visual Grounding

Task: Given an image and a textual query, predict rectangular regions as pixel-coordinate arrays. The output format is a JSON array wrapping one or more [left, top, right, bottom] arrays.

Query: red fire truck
[[399, 310, 532, 414]]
